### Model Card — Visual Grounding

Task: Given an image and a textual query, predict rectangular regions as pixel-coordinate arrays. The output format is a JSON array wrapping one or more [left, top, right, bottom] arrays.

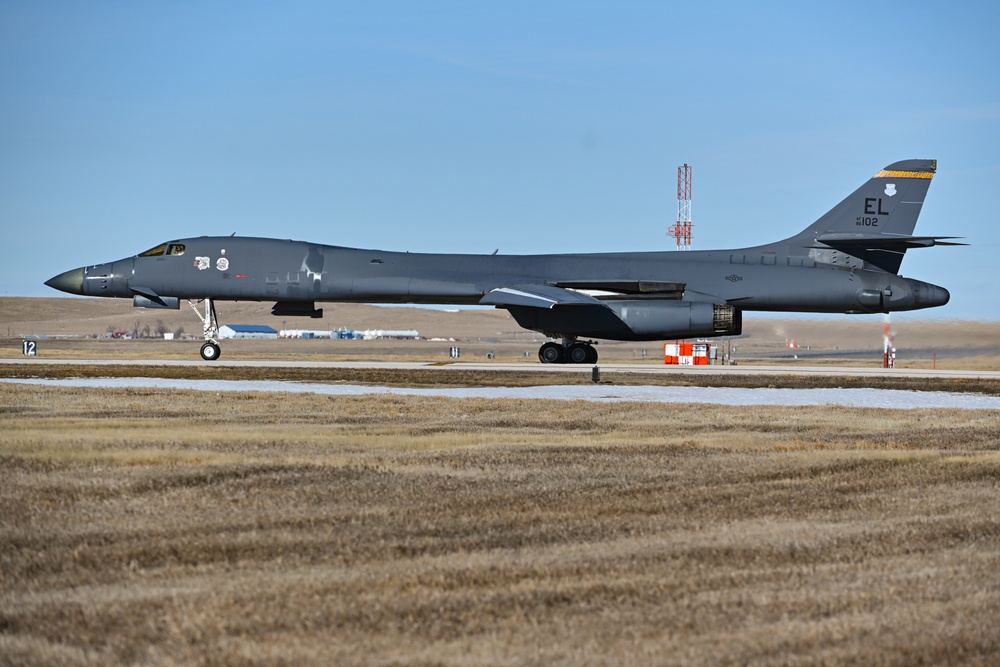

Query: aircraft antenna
[[667, 163, 693, 251]]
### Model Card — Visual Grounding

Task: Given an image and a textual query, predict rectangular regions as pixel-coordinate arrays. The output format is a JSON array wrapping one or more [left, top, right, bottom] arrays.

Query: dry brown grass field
[[2, 382, 1000, 666]]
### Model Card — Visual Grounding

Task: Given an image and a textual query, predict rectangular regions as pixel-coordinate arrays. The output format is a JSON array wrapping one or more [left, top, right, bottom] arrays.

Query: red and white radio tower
[[667, 163, 693, 251]]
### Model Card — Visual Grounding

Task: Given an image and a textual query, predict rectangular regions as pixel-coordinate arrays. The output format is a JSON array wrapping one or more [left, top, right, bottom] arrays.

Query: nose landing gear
[[200, 341, 221, 361], [189, 298, 222, 361]]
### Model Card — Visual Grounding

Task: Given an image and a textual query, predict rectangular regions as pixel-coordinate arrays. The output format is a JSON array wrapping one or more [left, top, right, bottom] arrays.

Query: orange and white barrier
[[664, 342, 710, 365]]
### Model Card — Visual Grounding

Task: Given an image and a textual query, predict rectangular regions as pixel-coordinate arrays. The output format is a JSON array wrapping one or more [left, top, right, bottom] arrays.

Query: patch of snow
[[3, 377, 999, 410]]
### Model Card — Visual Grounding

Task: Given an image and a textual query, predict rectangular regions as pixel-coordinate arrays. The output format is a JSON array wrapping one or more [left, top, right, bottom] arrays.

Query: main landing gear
[[538, 338, 598, 364], [189, 298, 222, 361]]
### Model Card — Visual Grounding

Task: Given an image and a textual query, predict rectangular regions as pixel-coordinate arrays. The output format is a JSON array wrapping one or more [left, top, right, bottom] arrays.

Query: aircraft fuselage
[[60, 236, 946, 316], [44, 159, 957, 361]]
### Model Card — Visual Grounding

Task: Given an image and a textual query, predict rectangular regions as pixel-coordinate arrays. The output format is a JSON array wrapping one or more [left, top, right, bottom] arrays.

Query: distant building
[[280, 329, 333, 339], [359, 329, 420, 340], [218, 324, 278, 340], [279, 328, 419, 340]]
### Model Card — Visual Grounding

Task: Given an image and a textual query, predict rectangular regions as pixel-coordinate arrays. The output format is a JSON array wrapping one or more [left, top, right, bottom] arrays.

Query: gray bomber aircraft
[[46, 159, 960, 363]]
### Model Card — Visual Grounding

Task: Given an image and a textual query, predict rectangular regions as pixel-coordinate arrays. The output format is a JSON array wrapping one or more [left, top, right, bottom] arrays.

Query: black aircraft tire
[[200, 342, 221, 361], [568, 344, 589, 364], [538, 342, 564, 364], [585, 345, 598, 364]]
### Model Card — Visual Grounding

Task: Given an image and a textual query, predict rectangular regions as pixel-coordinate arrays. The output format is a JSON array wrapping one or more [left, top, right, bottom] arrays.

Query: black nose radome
[[45, 267, 85, 295]]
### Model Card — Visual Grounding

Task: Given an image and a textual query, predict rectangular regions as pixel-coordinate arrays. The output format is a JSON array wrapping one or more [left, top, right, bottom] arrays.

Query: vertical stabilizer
[[782, 159, 937, 273]]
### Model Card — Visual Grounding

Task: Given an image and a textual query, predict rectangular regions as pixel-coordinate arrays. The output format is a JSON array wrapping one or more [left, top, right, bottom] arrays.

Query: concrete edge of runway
[[2, 357, 999, 380]]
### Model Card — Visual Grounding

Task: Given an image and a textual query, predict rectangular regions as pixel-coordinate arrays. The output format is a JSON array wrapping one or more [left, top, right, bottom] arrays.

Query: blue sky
[[3, 1, 999, 320]]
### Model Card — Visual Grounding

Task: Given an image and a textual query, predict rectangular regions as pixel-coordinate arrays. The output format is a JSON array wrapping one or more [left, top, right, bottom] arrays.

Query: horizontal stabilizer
[[816, 233, 968, 249], [480, 284, 602, 309]]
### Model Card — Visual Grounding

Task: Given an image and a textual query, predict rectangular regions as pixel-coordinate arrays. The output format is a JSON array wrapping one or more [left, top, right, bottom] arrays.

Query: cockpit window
[[167, 244, 185, 256], [139, 243, 168, 257]]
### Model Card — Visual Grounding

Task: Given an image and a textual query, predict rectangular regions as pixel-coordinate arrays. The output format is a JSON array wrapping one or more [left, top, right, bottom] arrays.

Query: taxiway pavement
[[4, 358, 999, 380]]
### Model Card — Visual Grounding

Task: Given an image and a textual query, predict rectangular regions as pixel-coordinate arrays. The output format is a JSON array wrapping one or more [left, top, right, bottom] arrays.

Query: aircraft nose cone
[[45, 267, 85, 295]]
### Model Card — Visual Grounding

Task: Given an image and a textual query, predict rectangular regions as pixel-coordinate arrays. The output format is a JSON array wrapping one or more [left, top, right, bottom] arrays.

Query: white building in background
[[218, 324, 279, 340], [359, 329, 420, 340], [280, 329, 333, 339], [280, 329, 420, 340]]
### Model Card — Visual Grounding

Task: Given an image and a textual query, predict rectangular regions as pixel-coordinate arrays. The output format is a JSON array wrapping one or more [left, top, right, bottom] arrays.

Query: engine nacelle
[[607, 301, 742, 340], [506, 300, 741, 342]]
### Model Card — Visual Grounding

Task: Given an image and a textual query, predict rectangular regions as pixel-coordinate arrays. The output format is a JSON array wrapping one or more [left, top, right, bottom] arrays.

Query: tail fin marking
[[774, 159, 941, 274]]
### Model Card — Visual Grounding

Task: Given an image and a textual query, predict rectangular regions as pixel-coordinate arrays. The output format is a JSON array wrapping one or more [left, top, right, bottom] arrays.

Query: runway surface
[[5, 357, 1000, 380]]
